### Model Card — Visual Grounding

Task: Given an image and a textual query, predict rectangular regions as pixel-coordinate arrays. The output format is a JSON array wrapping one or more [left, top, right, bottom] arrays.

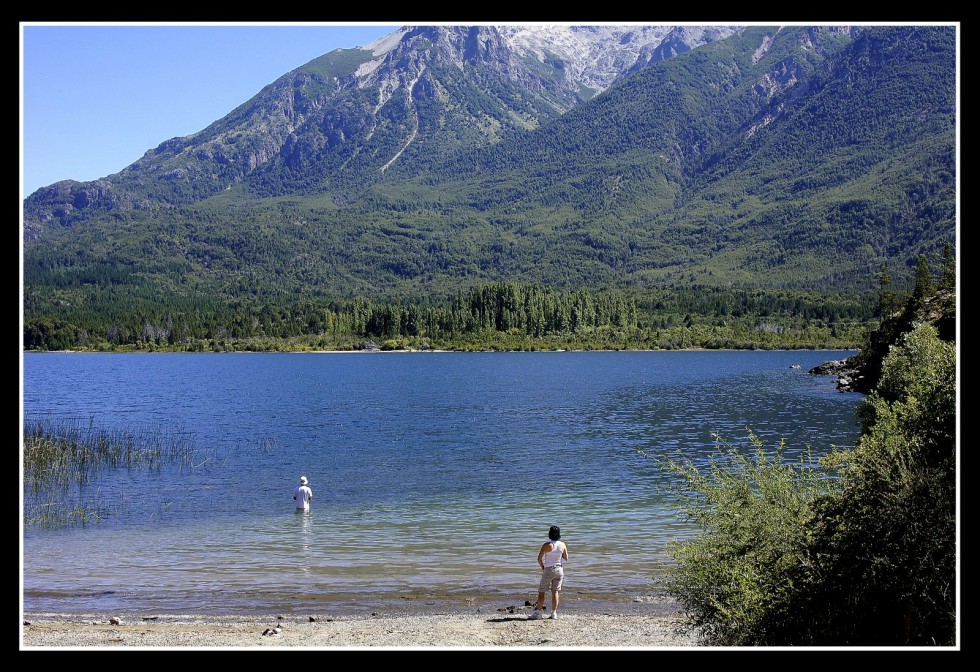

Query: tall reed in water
[[22, 416, 199, 528]]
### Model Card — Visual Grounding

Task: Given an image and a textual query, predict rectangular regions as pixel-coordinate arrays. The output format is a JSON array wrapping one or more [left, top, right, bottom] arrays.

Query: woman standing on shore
[[528, 525, 568, 620]]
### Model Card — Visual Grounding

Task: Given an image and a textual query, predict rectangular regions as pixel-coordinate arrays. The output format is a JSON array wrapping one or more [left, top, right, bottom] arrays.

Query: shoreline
[[21, 605, 706, 649]]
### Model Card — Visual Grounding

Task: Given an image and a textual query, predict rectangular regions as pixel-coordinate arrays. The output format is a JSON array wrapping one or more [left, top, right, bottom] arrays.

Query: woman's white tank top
[[543, 541, 564, 568]]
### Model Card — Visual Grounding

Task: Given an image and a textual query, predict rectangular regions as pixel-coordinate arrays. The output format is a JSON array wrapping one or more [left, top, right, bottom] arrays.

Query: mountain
[[23, 24, 956, 315], [23, 25, 739, 238]]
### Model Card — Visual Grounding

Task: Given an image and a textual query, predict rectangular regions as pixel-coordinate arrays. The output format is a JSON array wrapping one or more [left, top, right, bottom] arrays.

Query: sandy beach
[[21, 602, 705, 649]]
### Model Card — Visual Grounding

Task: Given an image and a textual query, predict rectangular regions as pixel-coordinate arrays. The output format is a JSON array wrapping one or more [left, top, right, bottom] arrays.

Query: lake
[[22, 350, 863, 617]]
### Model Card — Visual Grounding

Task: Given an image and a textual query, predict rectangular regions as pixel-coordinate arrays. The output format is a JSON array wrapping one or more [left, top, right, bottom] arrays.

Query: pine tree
[[876, 263, 898, 317], [907, 255, 935, 313], [939, 242, 956, 292]]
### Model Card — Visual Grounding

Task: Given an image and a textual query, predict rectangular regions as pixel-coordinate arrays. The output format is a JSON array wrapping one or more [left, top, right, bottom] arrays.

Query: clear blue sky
[[20, 23, 402, 200]]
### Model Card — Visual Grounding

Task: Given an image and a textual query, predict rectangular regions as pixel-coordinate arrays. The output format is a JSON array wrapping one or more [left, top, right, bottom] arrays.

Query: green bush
[[660, 434, 837, 645], [798, 323, 956, 645]]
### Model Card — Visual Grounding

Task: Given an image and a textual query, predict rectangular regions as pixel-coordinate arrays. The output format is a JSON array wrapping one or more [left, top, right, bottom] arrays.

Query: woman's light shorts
[[538, 565, 564, 593]]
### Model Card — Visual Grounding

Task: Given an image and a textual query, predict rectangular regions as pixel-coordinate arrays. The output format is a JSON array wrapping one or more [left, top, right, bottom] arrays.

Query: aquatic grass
[[22, 416, 202, 529], [24, 497, 110, 528]]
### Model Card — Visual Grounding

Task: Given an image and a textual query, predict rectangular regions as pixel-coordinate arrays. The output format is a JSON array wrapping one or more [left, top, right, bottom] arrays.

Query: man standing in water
[[529, 525, 568, 620], [293, 475, 313, 512]]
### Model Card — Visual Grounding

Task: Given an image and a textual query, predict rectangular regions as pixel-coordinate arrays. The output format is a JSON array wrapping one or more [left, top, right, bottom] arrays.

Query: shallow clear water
[[22, 350, 862, 616]]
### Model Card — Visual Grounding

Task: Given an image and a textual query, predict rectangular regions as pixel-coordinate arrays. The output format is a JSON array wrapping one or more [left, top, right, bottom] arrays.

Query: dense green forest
[[23, 280, 877, 353]]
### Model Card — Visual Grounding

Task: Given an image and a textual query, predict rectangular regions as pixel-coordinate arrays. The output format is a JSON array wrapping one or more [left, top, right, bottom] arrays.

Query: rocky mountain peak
[[354, 25, 743, 100]]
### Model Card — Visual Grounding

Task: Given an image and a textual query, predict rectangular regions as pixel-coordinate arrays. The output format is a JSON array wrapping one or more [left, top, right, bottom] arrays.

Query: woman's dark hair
[[548, 525, 561, 541]]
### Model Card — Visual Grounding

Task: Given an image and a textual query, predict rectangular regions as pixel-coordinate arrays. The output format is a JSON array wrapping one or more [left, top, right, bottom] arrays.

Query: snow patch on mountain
[[353, 25, 743, 95], [498, 24, 741, 92]]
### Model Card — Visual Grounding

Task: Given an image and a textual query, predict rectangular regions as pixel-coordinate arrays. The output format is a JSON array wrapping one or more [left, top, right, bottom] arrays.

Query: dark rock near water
[[808, 357, 865, 392]]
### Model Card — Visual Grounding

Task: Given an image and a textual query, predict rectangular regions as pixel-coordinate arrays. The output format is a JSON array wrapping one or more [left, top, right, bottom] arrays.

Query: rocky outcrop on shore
[[808, 357, 864, 392], [809, 286, 955, 394]]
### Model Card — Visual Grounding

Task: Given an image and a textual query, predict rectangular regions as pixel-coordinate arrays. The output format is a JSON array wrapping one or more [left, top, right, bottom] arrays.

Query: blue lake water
[[21, 350, 863, 617]]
